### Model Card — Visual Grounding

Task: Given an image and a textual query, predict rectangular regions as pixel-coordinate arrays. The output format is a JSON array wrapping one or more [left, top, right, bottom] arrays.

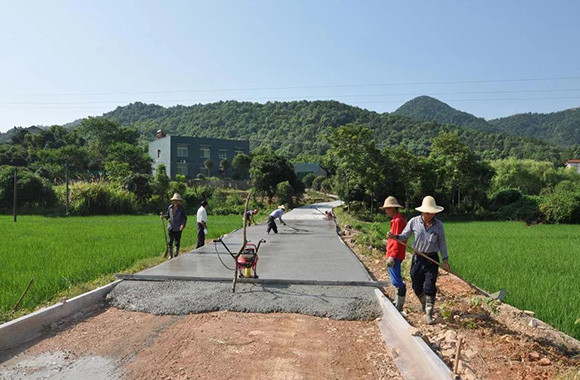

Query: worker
[[161, 193, 188, 258], [388, 196, 449, 324], [267, 205, 286, 234], [196, 200, 209, 248], [243, 208, 259, 226], [380, 196, 407, 312]]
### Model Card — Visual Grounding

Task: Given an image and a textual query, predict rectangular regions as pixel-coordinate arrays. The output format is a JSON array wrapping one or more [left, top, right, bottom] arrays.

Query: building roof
[[566, 159, 580, 164]]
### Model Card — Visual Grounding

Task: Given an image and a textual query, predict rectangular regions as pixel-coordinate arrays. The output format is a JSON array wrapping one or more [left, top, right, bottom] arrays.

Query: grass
[[0, 213, 246, 322], [335, 207, 580, 340]]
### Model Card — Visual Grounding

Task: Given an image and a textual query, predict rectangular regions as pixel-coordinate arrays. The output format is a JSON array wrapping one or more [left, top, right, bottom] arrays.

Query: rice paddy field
[[0, 214, 243, 322], [335, 209, 580, 340]]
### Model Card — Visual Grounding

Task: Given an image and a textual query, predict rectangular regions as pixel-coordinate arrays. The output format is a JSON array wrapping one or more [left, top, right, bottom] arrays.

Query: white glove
[[203, 228, 208, 235], [386, 257, 395, 268]]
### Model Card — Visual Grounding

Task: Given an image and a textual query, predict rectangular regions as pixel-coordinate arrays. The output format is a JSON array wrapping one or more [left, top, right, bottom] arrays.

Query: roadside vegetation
[[334, 207, 580, 340]]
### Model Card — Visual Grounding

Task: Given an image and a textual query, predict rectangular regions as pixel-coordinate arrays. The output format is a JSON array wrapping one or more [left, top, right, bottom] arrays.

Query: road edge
[[0, 280, 121, 352]]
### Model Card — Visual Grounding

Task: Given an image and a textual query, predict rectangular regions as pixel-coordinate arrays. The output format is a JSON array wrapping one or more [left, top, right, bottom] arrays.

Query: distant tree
[[232, 153, 252, 179], [154, 164, 170, 198], [0, 166, 56, 208], [204, 159, 214, 176], [105, 161, 131, 181], [302, 173, 316, 188], [106, 142, 152, 174], [219, 158, 230, 177], [250, 150, 303, 201]]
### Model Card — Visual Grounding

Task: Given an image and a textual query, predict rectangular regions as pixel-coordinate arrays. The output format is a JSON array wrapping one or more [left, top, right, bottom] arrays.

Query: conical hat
[[171, 193, 183, 201], [415, 196, 444, 213], [379, 196, 403, 209]]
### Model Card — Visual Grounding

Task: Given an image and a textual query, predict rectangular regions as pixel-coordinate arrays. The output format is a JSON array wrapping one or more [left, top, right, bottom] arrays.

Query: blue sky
[[1, 0, 579, 131]]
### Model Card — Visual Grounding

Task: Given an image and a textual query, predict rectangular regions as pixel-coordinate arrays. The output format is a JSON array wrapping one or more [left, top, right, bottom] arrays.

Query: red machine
[[214, 238, 266, 279]]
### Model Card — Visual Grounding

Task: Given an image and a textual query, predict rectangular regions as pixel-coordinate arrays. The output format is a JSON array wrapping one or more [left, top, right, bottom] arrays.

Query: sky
[[1, 0, 579, 132]]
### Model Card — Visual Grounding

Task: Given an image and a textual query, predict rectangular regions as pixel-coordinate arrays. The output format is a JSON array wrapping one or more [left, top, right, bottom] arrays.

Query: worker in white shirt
[[267, 205, 286, 234], [196, 200, 208, 248]]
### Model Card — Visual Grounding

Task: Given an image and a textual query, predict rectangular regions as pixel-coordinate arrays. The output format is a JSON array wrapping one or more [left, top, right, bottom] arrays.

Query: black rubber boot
[[167, 244, 173, 259], [395, 295, 406, 312], [174, 244, 180, 258], [425, 295, 435, 324]]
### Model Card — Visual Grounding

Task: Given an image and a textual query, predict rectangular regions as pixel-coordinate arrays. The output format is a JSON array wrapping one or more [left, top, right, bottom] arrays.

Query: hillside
[[393, 96, 580, 147], [489, 108, 580, 147], [100, 100, 565, 161], [393, 96, 493, 132]]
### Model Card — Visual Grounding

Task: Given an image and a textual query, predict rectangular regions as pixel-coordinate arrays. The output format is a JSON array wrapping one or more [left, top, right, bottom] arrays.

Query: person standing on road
[[380, 196, 407, 312], [388, 196, 449, 324], [161, 193, 188, 258], [267, 205, 286, 234], [196, 200, 209, 248], [243, 208, 259, 226]]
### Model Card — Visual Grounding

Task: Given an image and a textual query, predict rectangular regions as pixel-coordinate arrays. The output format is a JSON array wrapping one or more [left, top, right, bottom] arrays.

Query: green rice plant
[[0, 214, 242, 321]]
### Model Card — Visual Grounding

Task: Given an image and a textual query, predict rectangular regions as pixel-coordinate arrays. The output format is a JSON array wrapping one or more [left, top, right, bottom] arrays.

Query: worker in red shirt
[[380, 196, 407, 311]]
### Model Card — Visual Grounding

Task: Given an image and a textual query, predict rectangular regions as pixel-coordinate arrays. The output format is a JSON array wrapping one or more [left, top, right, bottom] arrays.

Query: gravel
[[107, 280, 381, 321]]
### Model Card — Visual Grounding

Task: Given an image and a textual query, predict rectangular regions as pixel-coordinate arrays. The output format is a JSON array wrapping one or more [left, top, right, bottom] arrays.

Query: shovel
[[390, 238, 506, 301], [160, 213, 170, 259]]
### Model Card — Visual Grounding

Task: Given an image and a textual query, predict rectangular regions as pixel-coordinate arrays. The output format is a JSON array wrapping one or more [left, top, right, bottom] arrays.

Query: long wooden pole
[[14, 278, 34, 311], [389, 238, 497, 298], [13, 167, 17, 222], [232, 192, 251, 292]]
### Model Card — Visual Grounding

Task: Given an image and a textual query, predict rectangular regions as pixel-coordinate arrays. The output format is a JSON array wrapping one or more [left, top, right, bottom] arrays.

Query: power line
[[1, 75, 579, 97], [3, 88, 580, 106]]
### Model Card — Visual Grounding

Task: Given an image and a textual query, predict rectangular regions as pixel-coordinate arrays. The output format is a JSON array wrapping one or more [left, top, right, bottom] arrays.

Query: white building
[[565, 159, 580, 174]]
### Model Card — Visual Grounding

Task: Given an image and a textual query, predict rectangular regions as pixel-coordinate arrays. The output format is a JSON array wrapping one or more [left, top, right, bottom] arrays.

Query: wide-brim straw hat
[[379, 196, 403, 209], [171, 193, 183, 201], [278, 205, 286, 210], [415, 196, 444, 213]]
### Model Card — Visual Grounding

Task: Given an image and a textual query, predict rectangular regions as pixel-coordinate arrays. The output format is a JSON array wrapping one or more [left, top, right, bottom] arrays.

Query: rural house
[[565, 159, 580, 174], [149, 132, 250, 179]]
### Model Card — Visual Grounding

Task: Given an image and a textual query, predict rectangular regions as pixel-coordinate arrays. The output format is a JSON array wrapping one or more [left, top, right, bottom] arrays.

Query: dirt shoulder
[[0, 308, 402, 380], [340, 225, 580, 380]]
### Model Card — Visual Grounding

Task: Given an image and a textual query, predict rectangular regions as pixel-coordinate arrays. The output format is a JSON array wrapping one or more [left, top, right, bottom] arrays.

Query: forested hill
[[488, 108, 580, 147], [100, 100, 569, 162], [393, 96, 493, 132], [393, 96, 580, 147]]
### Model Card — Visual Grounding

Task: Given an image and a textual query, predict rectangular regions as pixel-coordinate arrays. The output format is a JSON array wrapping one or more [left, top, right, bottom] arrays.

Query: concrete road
[[139, 201, 372, 282]]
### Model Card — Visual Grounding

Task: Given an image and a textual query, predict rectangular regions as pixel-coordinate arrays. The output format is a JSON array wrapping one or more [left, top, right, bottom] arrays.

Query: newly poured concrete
[[109, 202, 383, 319]]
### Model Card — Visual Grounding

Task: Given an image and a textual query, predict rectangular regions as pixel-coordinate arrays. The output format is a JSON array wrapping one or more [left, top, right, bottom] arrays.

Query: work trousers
[[410, 252, 439, 297], [266, 216, 278, 234], [387, 258, 407, 297], [168, 230, 182, 254], [196, 222, 205, 248]]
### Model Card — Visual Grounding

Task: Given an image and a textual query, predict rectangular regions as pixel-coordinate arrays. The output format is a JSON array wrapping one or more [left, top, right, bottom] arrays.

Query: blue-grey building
[[149, 134, 250, 179]]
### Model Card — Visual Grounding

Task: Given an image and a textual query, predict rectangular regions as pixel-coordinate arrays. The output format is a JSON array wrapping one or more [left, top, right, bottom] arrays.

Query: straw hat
[[171, 193, 183, 201], [415, 196, 444, 213], [278, 205, 286, 210], [379, 196, 403, 209]]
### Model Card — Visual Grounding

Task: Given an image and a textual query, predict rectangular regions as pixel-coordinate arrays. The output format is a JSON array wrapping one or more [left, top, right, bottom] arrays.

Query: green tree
[[219, 158, 230, 177], [154, 164, 170, 198], [232, 153, 252, 179], [250, 149, 303, 200], [204, 159, 214, 176]]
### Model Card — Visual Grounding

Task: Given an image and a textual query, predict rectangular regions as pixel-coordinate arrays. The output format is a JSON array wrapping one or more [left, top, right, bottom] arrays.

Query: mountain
[[393, 96, 580, 147], [393, 96, 493, 132], [98, 100, 566, 162], [0, 126, 44, 144], [488, 108, 580, 147]]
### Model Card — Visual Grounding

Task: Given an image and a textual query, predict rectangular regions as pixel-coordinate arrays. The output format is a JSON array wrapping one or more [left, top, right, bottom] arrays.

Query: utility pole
[[65, 161, 70, 216], [13, 167, 18, 222]]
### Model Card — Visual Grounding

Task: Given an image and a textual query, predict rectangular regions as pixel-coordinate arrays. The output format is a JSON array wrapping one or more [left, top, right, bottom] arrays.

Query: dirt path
[[341, 226, 580, 380], [0, 308, 402, 380]]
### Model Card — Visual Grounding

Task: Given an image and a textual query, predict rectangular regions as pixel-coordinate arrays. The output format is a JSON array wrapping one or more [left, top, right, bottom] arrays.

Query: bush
[[497, 195, 542, 223], [302, 173, 316, 188], [123, 173, 153, 200], [0, 166, 57, 209], [68, 181, 134, 215], [276, 181, 294, 206], [540, 181, 580, 223], [489, 188, 523, 211], [320, 177, 333, 193], [311, 176, 325, 191]]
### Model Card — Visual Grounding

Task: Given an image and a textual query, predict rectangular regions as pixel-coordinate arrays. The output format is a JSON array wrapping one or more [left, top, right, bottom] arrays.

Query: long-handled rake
[[391, 238, 506, 301]]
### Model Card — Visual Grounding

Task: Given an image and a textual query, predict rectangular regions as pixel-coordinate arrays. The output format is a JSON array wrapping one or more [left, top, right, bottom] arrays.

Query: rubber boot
[[174, 244, 180, 258], [425, 295, 435, 324], [395, 295, 406, 312], [418, 293, 426, 312], [167, 244, 173, 259]]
